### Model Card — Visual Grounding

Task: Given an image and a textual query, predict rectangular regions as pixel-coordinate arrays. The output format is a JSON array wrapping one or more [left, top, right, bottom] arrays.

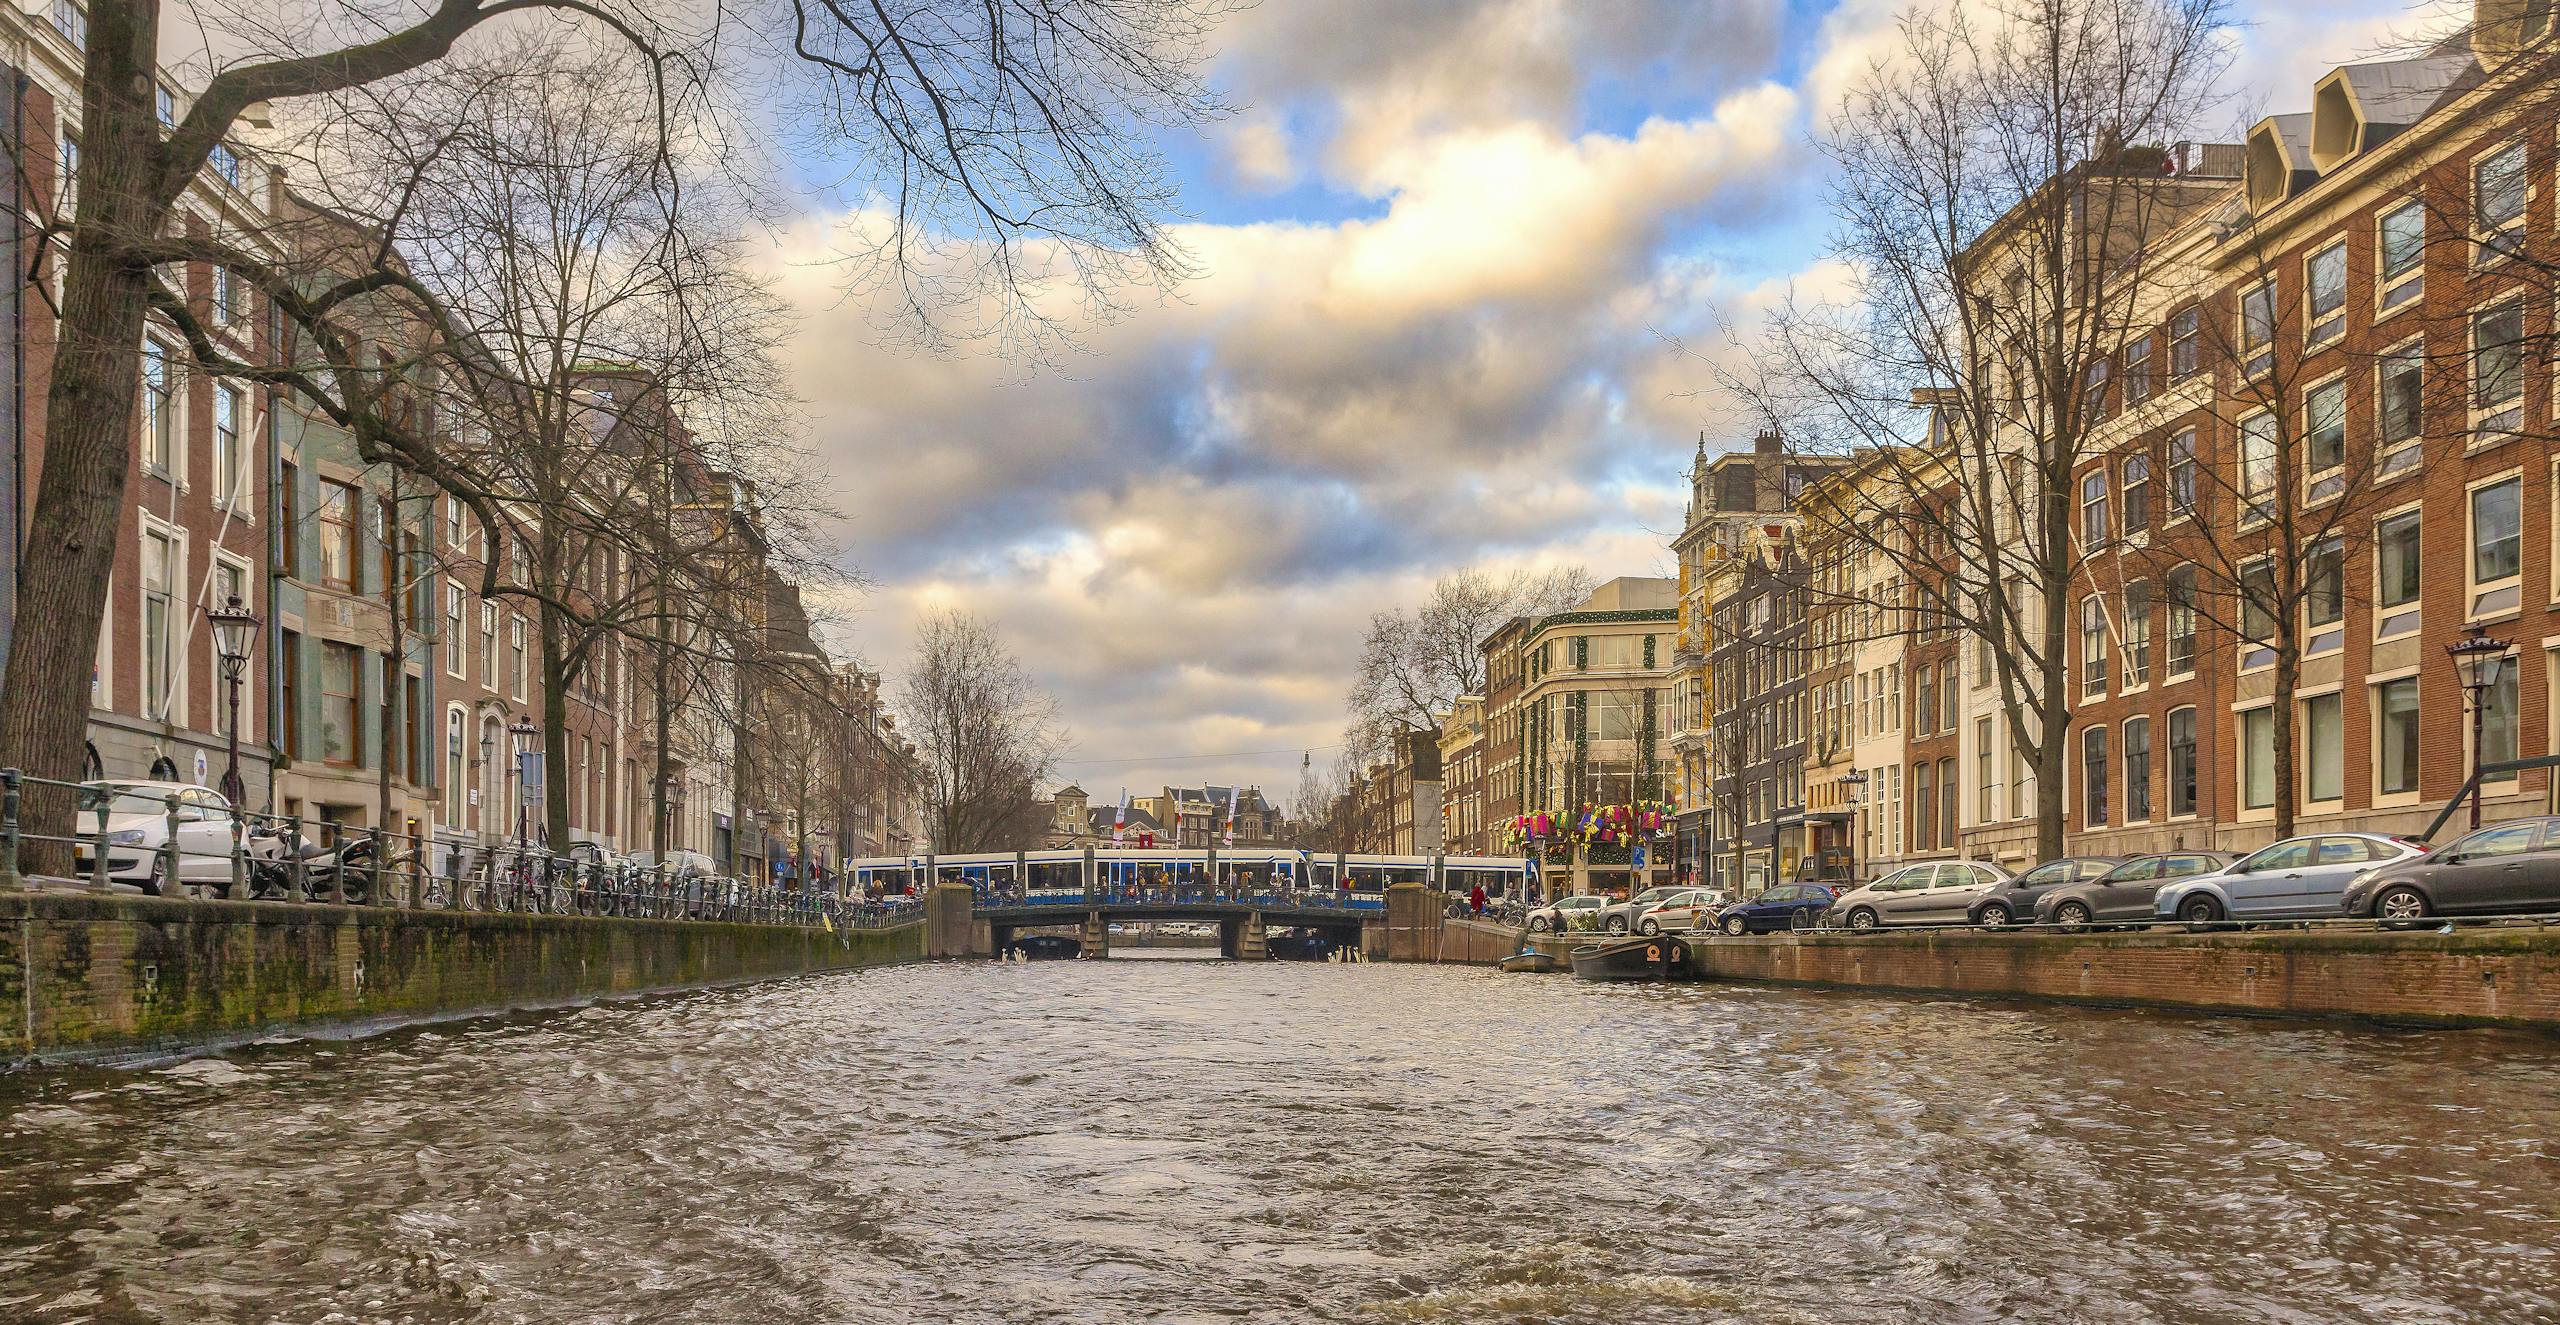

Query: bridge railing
[[969, 878, 1388, 912], [0, 767, 921, 933]]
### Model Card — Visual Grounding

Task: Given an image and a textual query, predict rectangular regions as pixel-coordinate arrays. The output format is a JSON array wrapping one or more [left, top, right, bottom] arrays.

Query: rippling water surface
[[5, 954, 2560, 1324]]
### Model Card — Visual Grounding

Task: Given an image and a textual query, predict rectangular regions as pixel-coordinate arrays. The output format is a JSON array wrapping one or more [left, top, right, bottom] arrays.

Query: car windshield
[[78, 783, 181, 818]]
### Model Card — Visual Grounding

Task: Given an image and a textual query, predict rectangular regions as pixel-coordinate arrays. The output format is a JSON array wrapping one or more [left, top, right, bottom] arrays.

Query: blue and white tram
[[849, 856, 925, 899], [1089, 848, 1219, 904], [1442, 854, 1537, 904]]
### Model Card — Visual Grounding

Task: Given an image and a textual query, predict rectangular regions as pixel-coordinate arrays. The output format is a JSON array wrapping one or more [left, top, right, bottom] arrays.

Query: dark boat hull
[[1497, 951, 1561, 974], [1008, 934, 1084, 960], [1569, 936, 1691, 982]]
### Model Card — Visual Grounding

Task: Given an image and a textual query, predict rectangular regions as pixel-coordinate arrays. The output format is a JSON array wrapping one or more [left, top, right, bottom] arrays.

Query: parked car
[[67, 780, 236, 892], [1712, 883, 1836, 935], [1527, 895, 1608, 933], [1599, 885, 1689, 934], [2342, 816, 2560, 923], [1969, 856, 2124, 926], [1635, 888, 1731, 935], [2033, 851, 2239, 929], [2154, 833, 2430, 924], [1826, 860, 2010, 930]]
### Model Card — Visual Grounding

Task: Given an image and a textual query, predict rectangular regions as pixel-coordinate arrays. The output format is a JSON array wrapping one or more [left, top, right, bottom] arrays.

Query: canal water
[[4, 956, 2559, 1324]]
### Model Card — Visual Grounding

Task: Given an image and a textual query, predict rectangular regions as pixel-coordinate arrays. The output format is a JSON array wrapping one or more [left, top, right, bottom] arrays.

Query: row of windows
[[2074, 663, 2526, 828], [2075, 465, 2548, 704]]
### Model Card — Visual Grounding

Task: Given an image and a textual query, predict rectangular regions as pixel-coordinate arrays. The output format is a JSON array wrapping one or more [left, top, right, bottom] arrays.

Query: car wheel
[[2178, 895, 2223, 927], [1606, 916, 1629, 935], [1846, 908, 1879, 931], [1639, 919, 1661, 936], [2375, 886, 2430, 928], [1977, 902, 2011, 928], [1528, 915, 1552, 933], [1722, 914, 1747, 937], [2054, 901, 2092, 931]]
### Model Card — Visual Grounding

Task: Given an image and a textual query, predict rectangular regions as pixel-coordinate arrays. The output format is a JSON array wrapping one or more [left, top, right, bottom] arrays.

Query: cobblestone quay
[[1, 891, 924, 1066]]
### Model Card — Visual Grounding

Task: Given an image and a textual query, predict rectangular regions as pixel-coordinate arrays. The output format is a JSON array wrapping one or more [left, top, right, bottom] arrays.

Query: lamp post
[[477, 727, 495, 841], [206, 594, 259, 808], [1840, 768, 1869, 886], [2446, 627, 2512, 831], [507, 716, 538, 847]]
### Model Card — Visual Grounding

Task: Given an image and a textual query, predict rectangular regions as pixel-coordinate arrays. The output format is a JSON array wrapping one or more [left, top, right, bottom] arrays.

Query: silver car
[[1598, 885, 1689, 934], [1633, 888, 1730, 935], [1826, 860, 2012, 930], [1526, 894, 1608, 933], [2153, 833, 2429, 924]]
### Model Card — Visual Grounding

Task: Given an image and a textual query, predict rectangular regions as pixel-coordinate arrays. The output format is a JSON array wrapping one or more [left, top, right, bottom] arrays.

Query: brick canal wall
[[1408, 909, 2560, 1030], [1690, 927, 2560, 1030], [1, 892, 925, 1066]]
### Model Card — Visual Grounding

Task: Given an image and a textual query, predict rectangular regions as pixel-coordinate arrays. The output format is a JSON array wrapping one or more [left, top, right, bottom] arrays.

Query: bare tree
[[1713, 0, 2234, 859], [896, 609, 1065, 853], [1346, 566, 1592, 741], [0, 0, 1230, 868]]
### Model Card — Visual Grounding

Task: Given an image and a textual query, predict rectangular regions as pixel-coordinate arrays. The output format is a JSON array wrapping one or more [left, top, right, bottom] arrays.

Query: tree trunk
[[540, 598, 571, 850], [0, 0, 167, 870], [2271, 650, 2299, 841]]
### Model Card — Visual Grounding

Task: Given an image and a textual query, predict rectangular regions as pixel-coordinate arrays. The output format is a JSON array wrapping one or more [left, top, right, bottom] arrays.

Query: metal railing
[[969, 878, 1390, 913], [0, 767, 919, 932]]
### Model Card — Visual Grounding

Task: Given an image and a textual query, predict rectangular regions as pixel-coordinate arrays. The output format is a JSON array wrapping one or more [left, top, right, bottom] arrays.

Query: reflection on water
[[4, 955, 2559, 1323]]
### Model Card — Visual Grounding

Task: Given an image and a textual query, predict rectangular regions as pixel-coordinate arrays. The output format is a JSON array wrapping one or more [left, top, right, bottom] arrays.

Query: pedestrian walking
[[1469, 883, 1487, 918]]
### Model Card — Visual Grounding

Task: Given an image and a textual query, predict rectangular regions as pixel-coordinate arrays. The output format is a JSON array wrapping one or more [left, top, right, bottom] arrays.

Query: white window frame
[[2375, 336, 2425, 480], [2472, 140, 2527, 267], [2301, 371, 2348, 502], [2376, 198, 2424, 313], [2234, 700, 2276, 823], [444, 580, 467, 679], [2238, 281, 2276, 379], [2303, 239, 2348, 347], [2369, 667, 2423, 808], [138, 514, 188, 727], [2469, 297, 2526, 443], [2373, 501, 2424, 641], [212, 382, 248, 512], [2237, 410, 2278, 524], [2165, 704, 2200, 821], [2299, 684, 2345, 811], [2122, 712, 2153, 825], [2466, 469, 2525, 623]]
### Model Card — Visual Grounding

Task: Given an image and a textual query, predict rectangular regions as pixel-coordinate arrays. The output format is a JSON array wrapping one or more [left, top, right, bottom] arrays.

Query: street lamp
[[206, 594, 259, 808], [1840, 768, 1869, 885], [2446, 627, 2512, 831], [507, 716, 538, 846]]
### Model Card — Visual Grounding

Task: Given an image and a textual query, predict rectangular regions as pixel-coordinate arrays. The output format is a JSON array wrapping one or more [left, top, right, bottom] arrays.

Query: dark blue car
[[1712, 884, 1837, 936]]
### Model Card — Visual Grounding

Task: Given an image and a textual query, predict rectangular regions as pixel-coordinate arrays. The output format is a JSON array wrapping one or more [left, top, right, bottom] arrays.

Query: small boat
[[1569, 935, 1692, 982], [1497, 950, 1561, 974]]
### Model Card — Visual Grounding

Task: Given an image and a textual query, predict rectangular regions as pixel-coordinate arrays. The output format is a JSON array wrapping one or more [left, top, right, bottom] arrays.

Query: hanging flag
[[1111, 788, 1129, 844], [1222, 785, 1239, 846]]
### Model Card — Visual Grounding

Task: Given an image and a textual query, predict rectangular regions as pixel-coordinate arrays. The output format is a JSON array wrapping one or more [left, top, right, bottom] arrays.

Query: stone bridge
[[875, 847, 1536, 962]]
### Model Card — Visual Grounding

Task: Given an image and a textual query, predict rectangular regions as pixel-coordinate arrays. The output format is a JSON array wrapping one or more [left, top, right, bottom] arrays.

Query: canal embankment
[[3, 890, 924, 1067], [1426, 911, 2560, 1031]]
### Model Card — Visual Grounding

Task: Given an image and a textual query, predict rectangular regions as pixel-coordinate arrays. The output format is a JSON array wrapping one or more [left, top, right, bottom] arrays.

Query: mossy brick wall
[[1688, 927, 2560, 1030], [3, 893, 924, 1064]]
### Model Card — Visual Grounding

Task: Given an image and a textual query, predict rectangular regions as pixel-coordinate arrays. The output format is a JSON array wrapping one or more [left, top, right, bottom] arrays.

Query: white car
[[1634, 888, 1730, 935], [68, 780, 238, 891], [1526, 895, 1607, 933]]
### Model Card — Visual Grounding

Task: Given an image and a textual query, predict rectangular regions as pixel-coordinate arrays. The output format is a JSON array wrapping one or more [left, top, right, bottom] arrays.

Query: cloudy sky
[[772, 0, 2421, 814]]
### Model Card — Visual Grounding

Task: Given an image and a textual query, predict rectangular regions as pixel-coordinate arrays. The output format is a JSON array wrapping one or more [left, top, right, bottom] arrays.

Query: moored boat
[[1568, 935, 1691, 982], [1497, 950, 1561, 974]]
